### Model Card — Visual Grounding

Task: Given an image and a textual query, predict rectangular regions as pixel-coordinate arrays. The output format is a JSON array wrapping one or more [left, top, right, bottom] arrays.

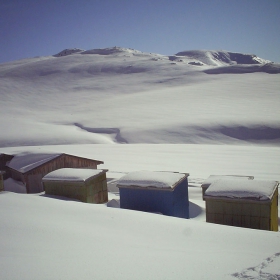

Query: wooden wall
[[0, 173, 4, 192], [205, 193, 278, 231], [44, 172, 108, 204]]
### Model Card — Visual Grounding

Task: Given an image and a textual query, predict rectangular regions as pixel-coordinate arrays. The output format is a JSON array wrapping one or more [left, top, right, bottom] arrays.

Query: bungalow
[[117, 171, 189, 219], [43, 168, 108, 203], [6, 152, 103, 193], [204, 179, 279, 231]]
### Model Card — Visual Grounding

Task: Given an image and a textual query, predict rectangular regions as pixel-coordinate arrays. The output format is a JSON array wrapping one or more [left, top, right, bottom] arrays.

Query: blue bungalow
[[116, 171, 189, 219]]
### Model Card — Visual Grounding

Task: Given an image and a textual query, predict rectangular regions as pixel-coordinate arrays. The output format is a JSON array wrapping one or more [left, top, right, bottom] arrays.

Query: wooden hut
[[6, 153, 103, 193], [204, 179, 279, 231], [43, 168, 108, 203], [117, 171, 189, 219], [201, 175, 254, 200]]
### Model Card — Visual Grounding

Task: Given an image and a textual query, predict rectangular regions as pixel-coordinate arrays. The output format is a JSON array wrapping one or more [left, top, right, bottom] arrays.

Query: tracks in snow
[[232, 252, 280, 279]]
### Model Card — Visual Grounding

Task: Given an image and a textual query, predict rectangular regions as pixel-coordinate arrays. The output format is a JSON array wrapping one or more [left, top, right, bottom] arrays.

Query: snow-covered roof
[[204, 179, 278, 201], [202, 175, 254, 187], [6, 152, 103, 174], [116, 171, 189, 190], [6, 152, 62, 173], [43, 168, 107, 182]]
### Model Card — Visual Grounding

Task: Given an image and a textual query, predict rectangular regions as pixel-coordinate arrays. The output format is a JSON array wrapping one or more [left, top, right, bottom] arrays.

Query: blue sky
[[1, 0, 280, 63]]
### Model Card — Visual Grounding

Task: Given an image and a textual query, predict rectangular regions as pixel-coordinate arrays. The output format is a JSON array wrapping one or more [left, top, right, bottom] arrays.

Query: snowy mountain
[[53, 47, 272, 65], [0, 47, 279, 147]]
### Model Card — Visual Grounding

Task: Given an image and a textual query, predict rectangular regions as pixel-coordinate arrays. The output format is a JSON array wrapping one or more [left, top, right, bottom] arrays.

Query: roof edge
[[117, 172, 189, 191]]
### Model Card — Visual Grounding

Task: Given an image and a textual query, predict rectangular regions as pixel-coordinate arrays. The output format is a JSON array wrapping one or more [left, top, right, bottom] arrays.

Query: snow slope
[[0, 47, 279, 147]]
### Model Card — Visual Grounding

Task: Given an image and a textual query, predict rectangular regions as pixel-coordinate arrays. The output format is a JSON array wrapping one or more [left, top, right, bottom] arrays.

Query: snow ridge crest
[[175, 50, 271, 66], [53, 46, 144, 57]]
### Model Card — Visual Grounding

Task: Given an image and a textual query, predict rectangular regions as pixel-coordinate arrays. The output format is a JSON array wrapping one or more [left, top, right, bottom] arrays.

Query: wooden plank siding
[[8, 154, 104, 193], [43, 171, 108, 204], [205, 190, 278, 232], [8, 169, 25, 182], [0, 171, 5, 192]]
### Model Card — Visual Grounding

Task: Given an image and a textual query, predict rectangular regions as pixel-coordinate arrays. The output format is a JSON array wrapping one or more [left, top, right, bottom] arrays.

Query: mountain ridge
[[1, 47, 279, 79], [52, 46, 274, 66]]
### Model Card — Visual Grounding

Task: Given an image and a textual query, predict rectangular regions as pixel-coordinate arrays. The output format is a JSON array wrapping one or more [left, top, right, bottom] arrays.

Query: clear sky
[[1, 0, 280, 63]]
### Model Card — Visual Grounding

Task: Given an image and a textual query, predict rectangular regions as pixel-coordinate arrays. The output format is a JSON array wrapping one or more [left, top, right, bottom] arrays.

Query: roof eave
[[117, 173, 189, 192]]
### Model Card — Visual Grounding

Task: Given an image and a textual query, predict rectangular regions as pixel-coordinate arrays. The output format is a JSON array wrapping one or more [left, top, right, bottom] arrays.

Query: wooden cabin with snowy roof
[[43, 168, 108, 203], [117, 171, 189, 219], [6, 153, 103, 193], [204, 179, 279, 231]]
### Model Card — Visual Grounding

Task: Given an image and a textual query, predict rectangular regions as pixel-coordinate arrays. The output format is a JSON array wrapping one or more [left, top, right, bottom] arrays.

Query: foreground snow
[[1, 190, 279, 280]]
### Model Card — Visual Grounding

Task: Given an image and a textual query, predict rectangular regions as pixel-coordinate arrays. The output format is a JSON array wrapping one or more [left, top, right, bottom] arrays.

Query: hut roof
[[204, 179, 279, 201], [202, 175, 254, 187], [6, 152, 62, 173], [6, 152, 103, 174], [117, 171, 189, 190], [43, 168, 107, 182]]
